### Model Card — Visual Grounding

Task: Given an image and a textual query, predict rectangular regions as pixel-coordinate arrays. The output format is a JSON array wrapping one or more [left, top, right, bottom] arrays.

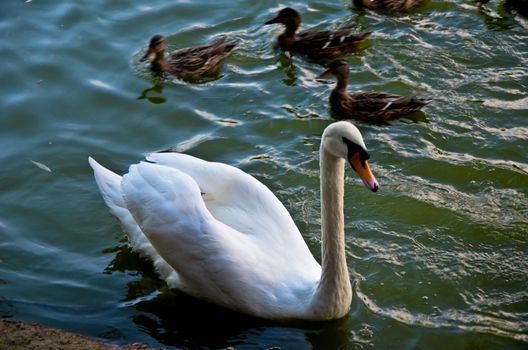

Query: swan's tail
[[89, 157, 126, 215], [88, 157, 180, 287]]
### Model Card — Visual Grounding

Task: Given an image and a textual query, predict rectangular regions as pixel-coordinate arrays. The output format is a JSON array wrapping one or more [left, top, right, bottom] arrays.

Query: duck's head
[[322, 121, 379, 192], [140, 35, 167, 62], [264, 7, 301, 29], [317, 59, 350, 80]]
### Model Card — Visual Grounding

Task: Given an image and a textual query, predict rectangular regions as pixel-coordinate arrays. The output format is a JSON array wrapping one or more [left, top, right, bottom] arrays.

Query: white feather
[[322, 34, 334, 49], [382, 101, 393, 110], [31, 160, 52, 173]]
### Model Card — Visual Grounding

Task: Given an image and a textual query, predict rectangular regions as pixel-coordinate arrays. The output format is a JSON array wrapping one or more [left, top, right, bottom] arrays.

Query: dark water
[[0, 0, 527, 349]]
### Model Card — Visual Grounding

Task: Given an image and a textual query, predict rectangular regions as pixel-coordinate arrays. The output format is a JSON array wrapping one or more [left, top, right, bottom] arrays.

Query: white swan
[[89, 121, 379, 321]]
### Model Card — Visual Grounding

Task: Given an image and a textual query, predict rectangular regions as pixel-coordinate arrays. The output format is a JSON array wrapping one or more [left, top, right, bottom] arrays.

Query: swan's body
[[89, 122, 378, 320]]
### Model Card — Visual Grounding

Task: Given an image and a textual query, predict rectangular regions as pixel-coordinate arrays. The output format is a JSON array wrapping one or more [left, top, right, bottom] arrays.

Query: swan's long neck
[[310, 145, 352, 319]]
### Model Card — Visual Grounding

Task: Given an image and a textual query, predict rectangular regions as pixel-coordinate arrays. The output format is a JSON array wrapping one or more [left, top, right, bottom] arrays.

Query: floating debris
[[30, 160, 52, 173], [88, 79, 114, 91], [250, 154, 272, 161]]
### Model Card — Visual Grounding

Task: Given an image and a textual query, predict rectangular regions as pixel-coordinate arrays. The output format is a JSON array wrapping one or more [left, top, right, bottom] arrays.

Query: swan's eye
[[342, 137, 370, 167]]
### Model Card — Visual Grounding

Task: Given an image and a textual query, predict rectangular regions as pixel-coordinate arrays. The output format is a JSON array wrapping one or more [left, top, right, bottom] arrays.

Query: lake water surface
[[1, 0, 527, 349]]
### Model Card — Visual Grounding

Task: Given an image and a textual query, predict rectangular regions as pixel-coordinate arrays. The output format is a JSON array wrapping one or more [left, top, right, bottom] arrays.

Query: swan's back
[[146, 153, 300, 245]]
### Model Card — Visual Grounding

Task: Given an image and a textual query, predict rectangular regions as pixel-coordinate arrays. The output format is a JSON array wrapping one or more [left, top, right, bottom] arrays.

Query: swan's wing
[[145, 153, 308, 250], [121, 161, 320, 316], [144, 154, 320, 292], [120, 162, 241, 298], [88, 157, 180, 287]]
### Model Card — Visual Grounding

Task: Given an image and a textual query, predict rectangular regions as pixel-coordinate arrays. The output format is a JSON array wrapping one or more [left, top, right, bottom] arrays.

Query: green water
[[1, 0, 527, 348]]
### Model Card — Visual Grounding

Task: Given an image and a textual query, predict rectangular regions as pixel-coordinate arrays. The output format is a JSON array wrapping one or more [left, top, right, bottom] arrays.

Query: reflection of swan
[[89, 121, 378, 321]]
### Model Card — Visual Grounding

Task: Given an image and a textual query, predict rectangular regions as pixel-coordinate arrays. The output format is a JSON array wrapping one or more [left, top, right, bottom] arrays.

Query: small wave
[[483, 96, 528, 110], [356, 289, 528, 342], [384, 168, 526, 229]]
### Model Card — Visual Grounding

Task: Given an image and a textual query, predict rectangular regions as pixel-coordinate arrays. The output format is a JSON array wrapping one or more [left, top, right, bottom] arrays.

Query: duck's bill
[[264, 17, 279, 25], [349, 153, 379, 192], [316, 69, 332, 79], [140, 50, 154, 62]]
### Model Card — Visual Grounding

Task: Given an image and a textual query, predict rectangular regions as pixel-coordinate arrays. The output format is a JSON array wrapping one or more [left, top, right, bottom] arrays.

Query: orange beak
[[349, 152, 379, 192]]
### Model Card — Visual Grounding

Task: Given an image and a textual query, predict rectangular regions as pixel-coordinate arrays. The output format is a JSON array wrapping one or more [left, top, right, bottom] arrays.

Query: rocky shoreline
[[0, 318, 165, 350]]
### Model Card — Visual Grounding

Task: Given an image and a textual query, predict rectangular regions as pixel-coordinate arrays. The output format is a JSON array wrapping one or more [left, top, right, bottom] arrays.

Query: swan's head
[[322, 121, 379, 192]]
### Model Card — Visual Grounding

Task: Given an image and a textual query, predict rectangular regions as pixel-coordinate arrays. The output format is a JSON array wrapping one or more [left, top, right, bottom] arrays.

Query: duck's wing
[[169, 38, 227, 60], [168, 53, 207, 74], [342, 92, 431, 120], [169, 39, 238, 74], [295, 29, 371, 57], [354, 0, 424, 11], [345, 92, 404, 111], [379, 93, 432, 111]]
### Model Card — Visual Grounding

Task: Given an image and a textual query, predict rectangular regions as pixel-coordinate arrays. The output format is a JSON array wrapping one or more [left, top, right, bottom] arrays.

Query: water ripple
[[357, 288, 528, 342]]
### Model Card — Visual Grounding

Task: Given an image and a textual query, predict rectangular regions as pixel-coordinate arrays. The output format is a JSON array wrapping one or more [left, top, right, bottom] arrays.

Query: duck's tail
[[88, 157, 180, 287], [383, 94, 432, 111], [346, 31, 372, 43], [220, 38, 241, 54], [328, 28, 371, 46]]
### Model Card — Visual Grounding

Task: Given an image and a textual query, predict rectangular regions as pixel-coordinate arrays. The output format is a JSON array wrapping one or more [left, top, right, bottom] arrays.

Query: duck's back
[[330, 90, 431, 121], [291, 29, 370, 59], [353, 0, 425, 11], [168, 39, 239, 78]]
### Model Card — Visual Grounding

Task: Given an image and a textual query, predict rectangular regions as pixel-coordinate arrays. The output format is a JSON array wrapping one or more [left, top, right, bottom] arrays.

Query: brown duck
[[352, 0, 426, 12], [140, 35, 239, 81], [264, 7, 371, 60], [318, 60, 431, 122]]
